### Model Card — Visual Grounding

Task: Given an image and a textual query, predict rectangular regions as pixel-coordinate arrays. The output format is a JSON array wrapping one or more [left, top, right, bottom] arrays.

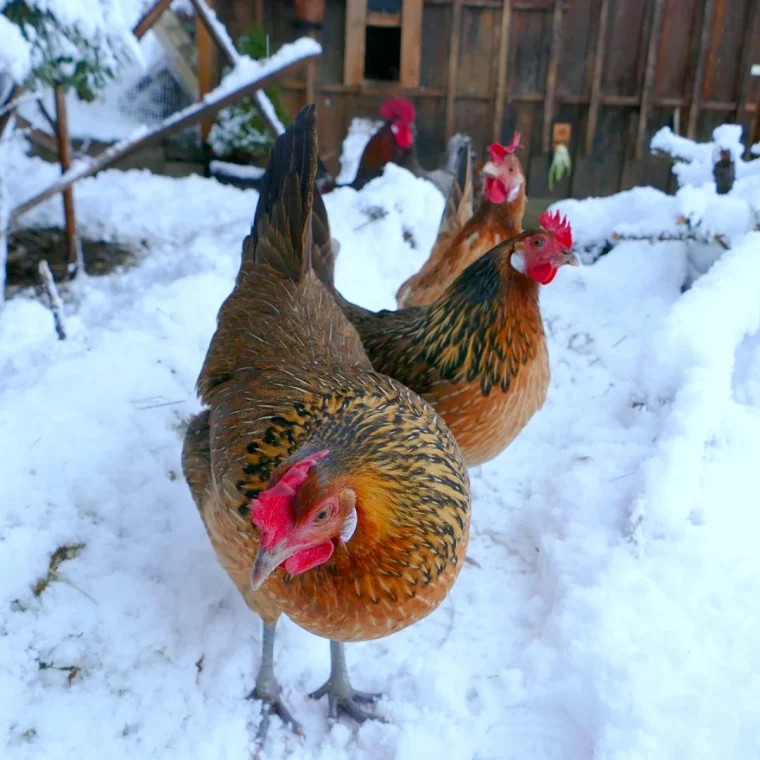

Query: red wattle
[[485, 177, 507, 204], [528, 263, 558, 284], [394, 123, 413, 149], [283, 541, 334, 575]]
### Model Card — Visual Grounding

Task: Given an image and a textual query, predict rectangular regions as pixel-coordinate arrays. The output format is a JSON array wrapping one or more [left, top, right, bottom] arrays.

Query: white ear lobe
[[510, 251, 526, 273], [507, 176, 523, 202], [331, 238, 341, 257], [340, 507, 358, 543]]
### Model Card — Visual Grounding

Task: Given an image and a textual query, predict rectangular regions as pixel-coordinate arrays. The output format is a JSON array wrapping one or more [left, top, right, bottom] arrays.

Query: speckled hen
[[181, 105, 471, 740]]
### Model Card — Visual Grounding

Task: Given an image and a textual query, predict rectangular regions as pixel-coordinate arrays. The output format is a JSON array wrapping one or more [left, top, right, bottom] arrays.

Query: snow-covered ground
[[2, 131, 760, 760]]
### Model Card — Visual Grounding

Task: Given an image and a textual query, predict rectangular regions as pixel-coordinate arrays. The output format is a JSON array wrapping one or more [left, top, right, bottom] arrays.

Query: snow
[[217, 39, 321, 100], [3, 125, 760, 760], [209, 160, 265, 181], [552, 186, 677, 259], [335, 117, 382, 185], [0, 14, 32, 83]]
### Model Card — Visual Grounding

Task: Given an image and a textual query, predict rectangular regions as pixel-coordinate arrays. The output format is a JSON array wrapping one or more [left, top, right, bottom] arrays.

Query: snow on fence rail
[[9, 39, 321, 226]]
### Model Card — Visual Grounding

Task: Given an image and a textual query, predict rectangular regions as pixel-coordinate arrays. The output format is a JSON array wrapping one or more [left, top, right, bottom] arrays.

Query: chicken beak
[[250, 544, 291, 590], [564, 252, 580, 267], [481, 161, 500, 178]]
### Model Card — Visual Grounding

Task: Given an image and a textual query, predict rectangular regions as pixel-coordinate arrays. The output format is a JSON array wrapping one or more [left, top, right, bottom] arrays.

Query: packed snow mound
[[335, 116, 382, 185], [2, 140, 760, 760]]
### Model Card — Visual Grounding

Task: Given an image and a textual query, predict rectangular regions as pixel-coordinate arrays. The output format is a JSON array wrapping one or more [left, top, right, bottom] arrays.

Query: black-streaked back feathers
[[248, 104, 319, 282]]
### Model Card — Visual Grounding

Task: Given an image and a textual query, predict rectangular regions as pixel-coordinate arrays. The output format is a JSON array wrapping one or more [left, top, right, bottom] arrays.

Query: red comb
[[539, 210, 573, 250], [250, 450, 329, 549], [488, 132, 523, 163], [380, 97, 416, 124]]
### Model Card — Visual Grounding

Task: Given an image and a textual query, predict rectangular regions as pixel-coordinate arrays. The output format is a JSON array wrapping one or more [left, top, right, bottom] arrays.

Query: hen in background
[[182, 105, 471, 741], [396, 131, 527, 308], [316, 209, 579, 466]]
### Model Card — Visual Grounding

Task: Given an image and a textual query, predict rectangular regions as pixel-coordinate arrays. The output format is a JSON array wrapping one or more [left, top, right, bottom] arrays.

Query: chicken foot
[[309, 640, 386, 724], [247, 623, 303, 743]]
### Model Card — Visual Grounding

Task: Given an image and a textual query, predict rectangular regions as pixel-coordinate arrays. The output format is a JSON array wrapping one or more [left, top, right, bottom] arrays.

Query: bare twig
[[37, 100, 58, 134], [610, 230, 731, 251], [38, 260, 67, 340]]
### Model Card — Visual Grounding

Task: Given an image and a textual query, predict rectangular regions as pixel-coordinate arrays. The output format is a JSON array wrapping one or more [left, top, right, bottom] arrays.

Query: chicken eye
[[313, 505, 332, 523], [533, 237, 545, 248]]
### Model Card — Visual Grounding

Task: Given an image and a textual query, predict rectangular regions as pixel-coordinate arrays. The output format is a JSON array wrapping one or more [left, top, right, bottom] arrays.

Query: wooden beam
[[541, 0, 564, 152], [196, 11, 215, 142], [428, 0, 571, 8], [281, 80, 760, 112], [189, 0, 237, 65], [585, 0, 610, 155], [445, 0, 464, 138], [131, 0, 172, 39], [635, 0, 666, 159], [702, 0, 728, 105], [400, 0, 424, 88], [735, 0, 759, 125], [53, 85, 81, 279], [11, 53, 321, 225], [491, 0, 513, 142], [344, 0, 368, 86], [687, 0, 717, 139], [367, 11, 401, 27]]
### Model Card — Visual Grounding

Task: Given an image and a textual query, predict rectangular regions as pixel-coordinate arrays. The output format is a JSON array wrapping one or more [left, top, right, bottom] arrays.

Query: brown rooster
[[396, 131, 527, 308], [321, 97, 417, 193], [182, 105, 471, 739], [318, 211, 578, 467]]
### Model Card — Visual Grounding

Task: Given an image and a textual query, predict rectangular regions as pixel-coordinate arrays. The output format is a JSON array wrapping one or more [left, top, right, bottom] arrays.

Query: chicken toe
[[309, 641, 387, 725]]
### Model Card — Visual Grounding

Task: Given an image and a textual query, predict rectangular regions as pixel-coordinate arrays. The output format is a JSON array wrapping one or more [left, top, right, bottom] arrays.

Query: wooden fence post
[[445, 0, 463, 139], [492, 0, 513, 143], [53, 85, 83, 279]]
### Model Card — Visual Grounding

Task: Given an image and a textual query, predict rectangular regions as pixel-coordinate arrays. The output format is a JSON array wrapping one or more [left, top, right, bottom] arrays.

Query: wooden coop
[[212, 0, 760, 199]]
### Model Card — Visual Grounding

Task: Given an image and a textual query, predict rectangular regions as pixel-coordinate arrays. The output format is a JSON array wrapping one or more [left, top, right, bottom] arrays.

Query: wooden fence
[[214, 0, 760, 198]]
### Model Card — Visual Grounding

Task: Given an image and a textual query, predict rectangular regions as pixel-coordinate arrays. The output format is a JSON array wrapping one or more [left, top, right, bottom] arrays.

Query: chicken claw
[[309, 641, 387, 725]]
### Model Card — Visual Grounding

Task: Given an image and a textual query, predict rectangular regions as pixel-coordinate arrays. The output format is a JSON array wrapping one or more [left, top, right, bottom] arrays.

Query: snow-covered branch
[[10, 39, 321, 226], [610, 229, 731, 251]]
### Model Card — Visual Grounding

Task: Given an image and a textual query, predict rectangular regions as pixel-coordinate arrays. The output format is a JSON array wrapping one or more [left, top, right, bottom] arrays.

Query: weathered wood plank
[[585, 0, 610, 154], [735, 0, 759, 125], [635, 0, 666, 159], [687, 0, 716, 139], [541, 0, 564, 152], [344, 0, 368, 86], [491, 0, 512, 142], [445, 0, 464, 137], [400, 0, 424, 87], [132, 0, 172, 39]]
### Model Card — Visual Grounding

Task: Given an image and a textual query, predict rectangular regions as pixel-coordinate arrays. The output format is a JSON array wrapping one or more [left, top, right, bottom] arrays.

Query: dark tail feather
[[248, 104, 318, 282], [310, 188, 337, 286]]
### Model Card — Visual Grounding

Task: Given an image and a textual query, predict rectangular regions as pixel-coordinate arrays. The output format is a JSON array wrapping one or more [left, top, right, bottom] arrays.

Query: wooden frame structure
[[221, 0, 760, 199], [6, 0, 320, 246]]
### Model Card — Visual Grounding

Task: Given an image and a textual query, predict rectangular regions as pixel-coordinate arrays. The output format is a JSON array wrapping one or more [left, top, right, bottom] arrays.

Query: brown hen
[[319, 213, 578, 467], [396, 132, 528, 308], [182, 105, 470, 739]]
